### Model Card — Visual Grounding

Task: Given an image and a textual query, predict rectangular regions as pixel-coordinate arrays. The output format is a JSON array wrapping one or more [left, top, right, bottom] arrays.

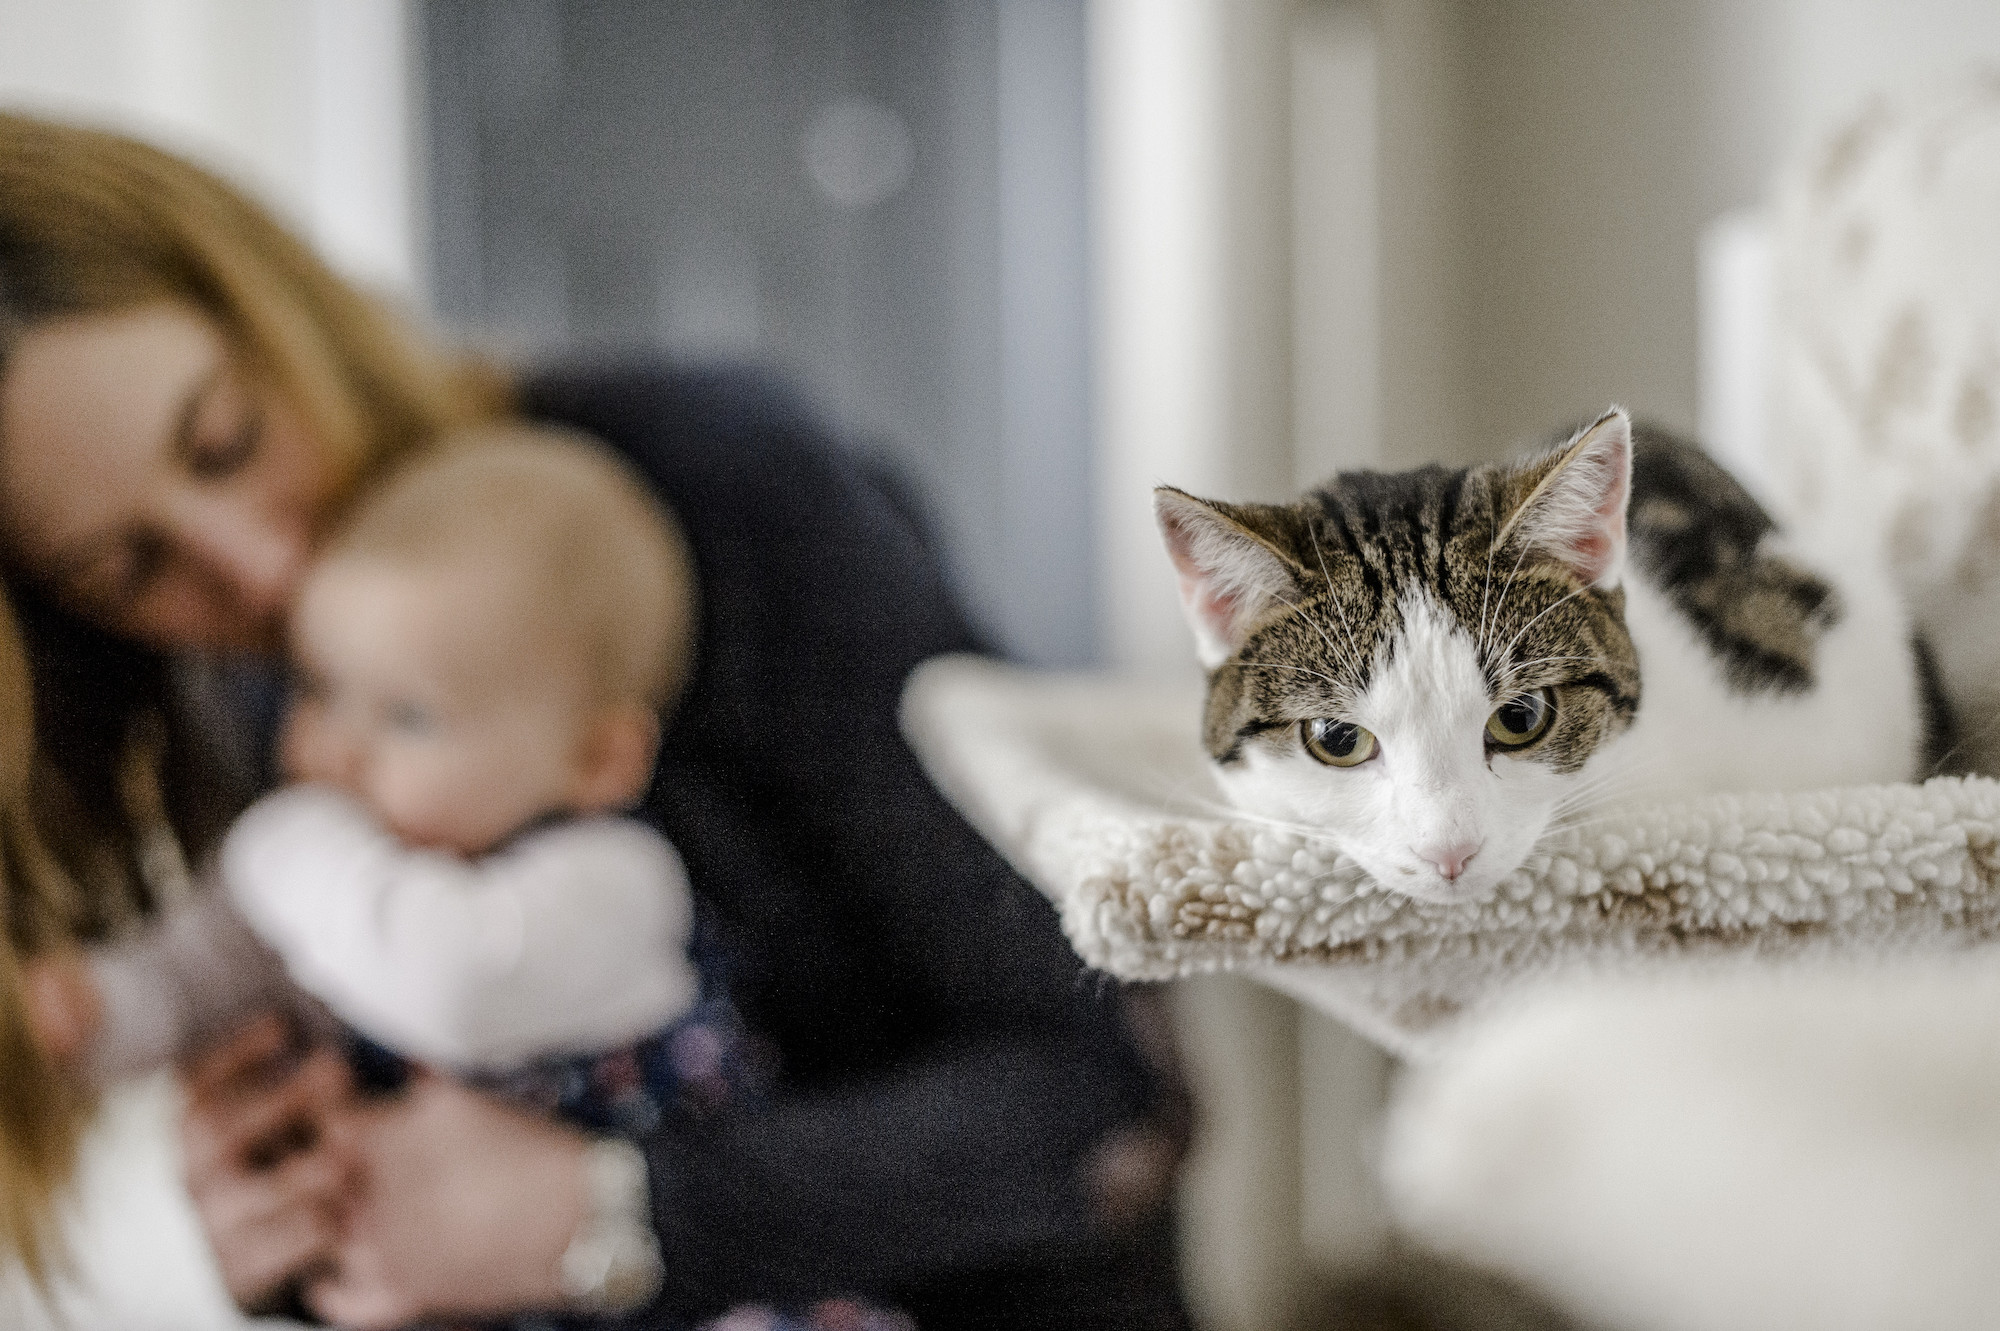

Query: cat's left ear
[[1502, 408, 1632, 589]]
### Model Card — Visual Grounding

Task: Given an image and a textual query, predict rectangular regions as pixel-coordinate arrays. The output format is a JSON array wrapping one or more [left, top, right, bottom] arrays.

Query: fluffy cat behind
[[1156, 409, 1939, 904]]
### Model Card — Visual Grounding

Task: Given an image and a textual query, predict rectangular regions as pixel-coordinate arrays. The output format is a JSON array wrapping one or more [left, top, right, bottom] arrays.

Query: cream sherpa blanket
[[904, 654, 2000, 1055], [1381, 955, 2000, 1331]]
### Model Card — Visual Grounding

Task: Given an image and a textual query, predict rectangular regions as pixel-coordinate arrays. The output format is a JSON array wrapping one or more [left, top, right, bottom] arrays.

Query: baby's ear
[[570, 705, 662, 813], [1154, 488, 1307, 669], [1501, 408, 1632, 589]]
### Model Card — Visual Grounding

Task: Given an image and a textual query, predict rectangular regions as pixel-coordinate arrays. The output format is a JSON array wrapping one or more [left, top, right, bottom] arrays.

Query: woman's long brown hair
[[0, 110, 510, 1279]]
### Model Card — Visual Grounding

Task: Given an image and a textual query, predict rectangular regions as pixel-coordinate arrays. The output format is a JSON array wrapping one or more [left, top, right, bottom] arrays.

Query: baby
[[217, 423, 735, 1129], [43, 424, 731, 1117]]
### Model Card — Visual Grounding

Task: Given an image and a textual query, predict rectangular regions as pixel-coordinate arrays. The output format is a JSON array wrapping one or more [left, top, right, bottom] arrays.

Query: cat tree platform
[[903, 653, 2000, 1055]]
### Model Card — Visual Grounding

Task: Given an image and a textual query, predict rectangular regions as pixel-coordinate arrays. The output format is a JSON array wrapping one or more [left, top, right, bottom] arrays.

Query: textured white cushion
[[905, 654, 2000, 1055], [1381, 955, 2000, 1331]]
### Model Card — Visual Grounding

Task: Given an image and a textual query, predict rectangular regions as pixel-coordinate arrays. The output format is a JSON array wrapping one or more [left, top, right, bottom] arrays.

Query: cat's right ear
[[1500, 408, 1633, 589], [1155, 488, 1304, 669]]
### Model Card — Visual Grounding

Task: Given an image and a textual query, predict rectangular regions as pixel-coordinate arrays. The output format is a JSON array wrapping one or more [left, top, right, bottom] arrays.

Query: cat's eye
[[1301, 718, 1377, 767], [1486, 689, 1556, 749]]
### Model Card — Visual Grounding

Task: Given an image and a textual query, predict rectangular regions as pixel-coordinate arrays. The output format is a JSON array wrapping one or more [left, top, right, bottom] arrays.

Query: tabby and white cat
[[1156, 409, 1940, 904]]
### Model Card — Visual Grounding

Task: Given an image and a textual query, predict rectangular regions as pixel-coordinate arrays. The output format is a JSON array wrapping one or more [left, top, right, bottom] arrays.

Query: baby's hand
[[20, 950, 103, 1065]]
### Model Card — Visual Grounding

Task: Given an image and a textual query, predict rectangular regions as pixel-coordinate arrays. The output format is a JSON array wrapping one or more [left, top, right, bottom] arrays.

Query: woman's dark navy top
[[519, 364, 1190, 1331]]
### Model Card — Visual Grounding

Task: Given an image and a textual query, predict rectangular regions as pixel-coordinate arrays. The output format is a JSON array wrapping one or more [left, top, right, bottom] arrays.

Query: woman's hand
[[306, 1071, 591, 1329], [180, 1015, 355, 1310]]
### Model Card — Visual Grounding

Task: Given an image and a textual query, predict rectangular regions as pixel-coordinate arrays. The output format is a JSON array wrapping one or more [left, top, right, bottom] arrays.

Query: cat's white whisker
[[1500, 653, 1594, 669], [1542, 808, 1641, 838], [1549, 773, 1685, 818], [1307, 524, 1369, 673], [1920, 698, 2000, 777], [1480, 541, 1534, 659], [1238, 660, 1343, 688], [1195, 799, 1356, 849], [1491, 586, 1587, 669], [1475, 514, 1504, 659], [1548, 768, 1681, 819], [1493, 654, 1595, 691], [1271, 590, 1363, 679], [1264, 536, 1367, 680]]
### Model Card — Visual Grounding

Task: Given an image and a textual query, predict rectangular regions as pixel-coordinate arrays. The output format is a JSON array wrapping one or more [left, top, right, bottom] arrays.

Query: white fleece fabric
[[1381, 955, 2000, 1331], [903, 655, 2000, 1056], [224, 786, 699, 1071]]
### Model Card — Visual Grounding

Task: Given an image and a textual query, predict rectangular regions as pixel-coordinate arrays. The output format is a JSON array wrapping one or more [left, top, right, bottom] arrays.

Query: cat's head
[[1156, 409, 1642, 903]]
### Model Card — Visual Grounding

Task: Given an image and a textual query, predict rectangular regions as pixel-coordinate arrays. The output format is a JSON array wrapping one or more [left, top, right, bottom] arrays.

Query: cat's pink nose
[[1415, 841, 1480, 882]]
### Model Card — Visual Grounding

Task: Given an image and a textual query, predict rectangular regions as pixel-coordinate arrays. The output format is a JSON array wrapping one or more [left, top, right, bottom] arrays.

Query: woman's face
[[0, 302, 334, 654]]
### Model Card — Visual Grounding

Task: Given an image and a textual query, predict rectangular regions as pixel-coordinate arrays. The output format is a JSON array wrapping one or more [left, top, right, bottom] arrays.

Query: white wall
[[1451, 0, 2000, 458], [1293, 1, 1380, 483], [1373, 0, 1473, 466], [1136, 0, 2000, 483], [0, 0, 419, 297]]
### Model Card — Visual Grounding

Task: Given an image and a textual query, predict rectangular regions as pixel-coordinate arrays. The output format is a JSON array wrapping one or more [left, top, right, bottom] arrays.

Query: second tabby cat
[[1156, 409, 1943, 903]]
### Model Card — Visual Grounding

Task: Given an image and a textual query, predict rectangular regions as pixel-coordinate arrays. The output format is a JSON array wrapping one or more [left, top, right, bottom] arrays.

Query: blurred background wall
[[420, 0, 1100, 672], [8, 3, 2000, 1329], [0, 0, 418, 292]]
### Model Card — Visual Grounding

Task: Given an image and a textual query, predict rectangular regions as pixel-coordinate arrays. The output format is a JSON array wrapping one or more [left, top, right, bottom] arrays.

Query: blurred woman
[[0, 112, 1191, 1329]]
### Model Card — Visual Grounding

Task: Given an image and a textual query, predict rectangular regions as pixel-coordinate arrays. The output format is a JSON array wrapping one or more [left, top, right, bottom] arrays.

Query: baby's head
[[281, 425, 692, 856]]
